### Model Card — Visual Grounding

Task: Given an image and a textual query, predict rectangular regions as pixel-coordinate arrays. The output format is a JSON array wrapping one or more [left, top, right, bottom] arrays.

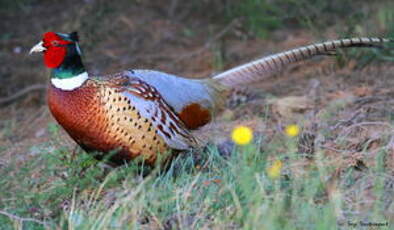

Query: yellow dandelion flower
[[267, 160, 283, 179], [285, 124, 300, 137], [231, 125, 253, 145]]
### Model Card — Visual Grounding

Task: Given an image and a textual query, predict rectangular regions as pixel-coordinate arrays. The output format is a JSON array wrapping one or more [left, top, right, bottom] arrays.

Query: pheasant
[[29, 31, 391, 165]]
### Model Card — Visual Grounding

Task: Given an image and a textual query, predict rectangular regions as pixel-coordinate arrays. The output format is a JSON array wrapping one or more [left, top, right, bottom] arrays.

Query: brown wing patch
[[179, 103, 212, 130]]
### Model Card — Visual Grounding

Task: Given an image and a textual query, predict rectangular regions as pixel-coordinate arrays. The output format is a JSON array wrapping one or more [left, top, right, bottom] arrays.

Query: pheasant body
[[48, 71, 206, 164], [30, 32, 392, 165]]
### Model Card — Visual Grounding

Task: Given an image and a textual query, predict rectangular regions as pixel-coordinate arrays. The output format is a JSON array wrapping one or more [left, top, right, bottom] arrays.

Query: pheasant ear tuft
[[69, 32, 79, 42]]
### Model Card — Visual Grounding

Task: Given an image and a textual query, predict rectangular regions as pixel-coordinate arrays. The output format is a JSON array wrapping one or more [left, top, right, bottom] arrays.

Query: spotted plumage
[[30, 32, 392, 165]]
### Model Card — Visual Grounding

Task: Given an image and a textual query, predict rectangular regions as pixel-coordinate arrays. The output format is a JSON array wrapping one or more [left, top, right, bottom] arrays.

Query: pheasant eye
[[51, 40, 60, 46]]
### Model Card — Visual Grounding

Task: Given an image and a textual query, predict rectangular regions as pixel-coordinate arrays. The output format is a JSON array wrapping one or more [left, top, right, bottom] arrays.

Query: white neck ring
[[51, 72, 88, 91]]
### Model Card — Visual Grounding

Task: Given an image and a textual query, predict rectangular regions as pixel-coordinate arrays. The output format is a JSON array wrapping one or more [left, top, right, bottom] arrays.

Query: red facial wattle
[[42, 32, 72, 68]]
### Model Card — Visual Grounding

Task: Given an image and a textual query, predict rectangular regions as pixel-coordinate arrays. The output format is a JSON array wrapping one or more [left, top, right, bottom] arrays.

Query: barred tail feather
[[213, 37, 393, 88]]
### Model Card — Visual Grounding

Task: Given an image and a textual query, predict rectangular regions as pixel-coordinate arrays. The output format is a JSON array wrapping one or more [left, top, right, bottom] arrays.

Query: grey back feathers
[[128, 70, 216, 112], [213, 37, 392, 88]]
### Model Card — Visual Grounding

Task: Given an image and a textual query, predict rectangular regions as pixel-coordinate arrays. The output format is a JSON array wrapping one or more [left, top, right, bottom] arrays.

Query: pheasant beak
[[29, 41, 46, 54]]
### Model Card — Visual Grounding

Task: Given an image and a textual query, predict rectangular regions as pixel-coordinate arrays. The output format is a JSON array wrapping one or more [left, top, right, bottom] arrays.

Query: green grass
[[224, 0, 374, 38], [0, 123, 392, 229]]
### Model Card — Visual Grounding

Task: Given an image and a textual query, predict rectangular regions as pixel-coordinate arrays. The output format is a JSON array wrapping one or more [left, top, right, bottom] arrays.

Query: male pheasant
[[30, 32, 392, 165]]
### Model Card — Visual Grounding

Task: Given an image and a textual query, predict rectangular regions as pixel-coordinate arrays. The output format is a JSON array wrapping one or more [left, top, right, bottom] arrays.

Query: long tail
[[212, 37, 393, 88]]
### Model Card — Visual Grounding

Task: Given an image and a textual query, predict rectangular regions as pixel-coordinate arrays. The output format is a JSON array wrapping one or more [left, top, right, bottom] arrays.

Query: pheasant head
[[30, 32, 88, 91]]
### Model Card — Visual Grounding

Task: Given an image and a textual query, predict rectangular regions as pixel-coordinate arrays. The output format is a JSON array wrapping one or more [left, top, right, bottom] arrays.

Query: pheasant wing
[[100, 73, 199, 150]]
